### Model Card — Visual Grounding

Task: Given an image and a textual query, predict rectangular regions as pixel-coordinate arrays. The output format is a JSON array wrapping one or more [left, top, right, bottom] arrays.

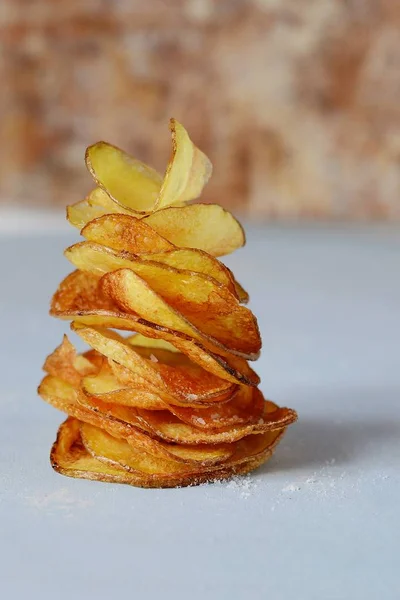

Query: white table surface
[[0, 221, 399, 600]]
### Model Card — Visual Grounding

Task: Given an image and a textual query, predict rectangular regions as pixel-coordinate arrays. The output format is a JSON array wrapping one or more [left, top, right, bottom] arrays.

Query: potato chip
[[108, 359, 235, 407], [167, 387, 265, 430], [85, 142, 162, 214], [81, 213, 174, 254], [39, 376, 234, 466], [50, 270, 114, 314], [50, 270, 259, 385], [157, 119, 212, 211], [43, 335, 97, 386], [72, 323, 238, 403], [85, 120, 211, 215], [134, 402, 297, 445], [128, 334, 179, 353], [86, 187, 131, 214], [51, 417, 278, 488], [143, 204, 245, 257], [80, 213, 246, 300], [98, 265, 261, 359], [66, 200, 111, 230], [81, 365, 166, 411], [65, 242, 260, 358], [76, 388, 296, 446]]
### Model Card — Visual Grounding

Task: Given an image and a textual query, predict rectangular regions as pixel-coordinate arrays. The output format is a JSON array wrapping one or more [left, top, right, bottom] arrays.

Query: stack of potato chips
[[38, 120, 297, 488]]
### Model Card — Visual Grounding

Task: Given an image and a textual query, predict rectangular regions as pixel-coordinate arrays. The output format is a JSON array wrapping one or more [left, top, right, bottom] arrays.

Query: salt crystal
[[196, 417, 206, 425], [149, 354, 158, 363], [282, 484, 300, 493], [224, 475, 256, 499]]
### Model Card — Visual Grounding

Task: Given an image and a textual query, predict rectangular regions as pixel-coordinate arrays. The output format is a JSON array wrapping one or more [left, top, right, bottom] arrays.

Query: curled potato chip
[[101, 267, 259, 359], [135, 403, 297, 445], [157, 119, 212, 210], [86, 187, 131, 214], [98, 265, 260, 359], [81, 365, 166, 411], [65, 242, 260, 358], [43, 335, 97, 386], [51, 417, 279, 488], [72, 323, 238, 404], [128, 334, 179, 353], [85, 142, 162, 214], [50, 270, 258, 385], [40, 376, 234, 466], [82, 213, 174, 254], [80, 214, 247, 301], [108, 359, 235, 407], [85, 119, 211, 215], [76, 386, 296, 446], [143, 204, 245, 257], [67, 200, 111, 230], [51, 270, 114, 314], [167, 387, 265, 430]]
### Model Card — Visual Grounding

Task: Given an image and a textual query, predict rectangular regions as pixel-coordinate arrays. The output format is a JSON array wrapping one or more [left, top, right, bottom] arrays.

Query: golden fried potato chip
[[143, 204, 245, 257], [157, 119, 212, 211], [43, 335, 97, 386], [108, 359, 235, 407], [99, 266, 260, 359], [50, 270, 114, 314], [86, 187, 131, 214], [72, 324, 238, 404], [75, 386, 296, 446], [40, 376, 233, 466], [80, 213, 246, 300], [81, 421, 201, 475], [167, 387, 265, 430], [65, 242, 259, 357], [81, 213, 174, 254], [81, 364, 166, 411], [65, 239, 241, 309], [66, 200, 111, 230], [85, 142, 162, 214], [85, 120, 211, 215], [51, 417, 277, 488], [50, 418, 281, 487], [135, 402, 297, 445], [51, 270, 259, 386], [122, 341, 238, 401], [147, 249, 242, 298], [128, 334, 179, 353]]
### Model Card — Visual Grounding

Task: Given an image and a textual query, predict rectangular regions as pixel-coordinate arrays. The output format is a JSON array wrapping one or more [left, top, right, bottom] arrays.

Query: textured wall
[[1, 0, 399, 219]]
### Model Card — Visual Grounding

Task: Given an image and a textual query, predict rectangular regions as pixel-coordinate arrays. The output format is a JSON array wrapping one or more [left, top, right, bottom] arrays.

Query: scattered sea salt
[[225, 476, 257, 499], [24, 488, 93, 517], [282, 484, 300, 493], [149, 354, 158, 363], [195, 417, 206, 425]]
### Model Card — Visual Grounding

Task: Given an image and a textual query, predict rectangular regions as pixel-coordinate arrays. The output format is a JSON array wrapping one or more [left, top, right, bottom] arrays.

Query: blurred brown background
[[1, 0, 399, 220]]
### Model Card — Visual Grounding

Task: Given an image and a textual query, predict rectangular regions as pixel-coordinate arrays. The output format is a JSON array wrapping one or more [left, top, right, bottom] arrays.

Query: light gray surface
[[0, 224, 399, 600]]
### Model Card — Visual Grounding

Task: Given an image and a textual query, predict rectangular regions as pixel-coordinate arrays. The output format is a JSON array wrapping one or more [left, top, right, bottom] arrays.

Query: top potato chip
[[85, 119, 211, 215]]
